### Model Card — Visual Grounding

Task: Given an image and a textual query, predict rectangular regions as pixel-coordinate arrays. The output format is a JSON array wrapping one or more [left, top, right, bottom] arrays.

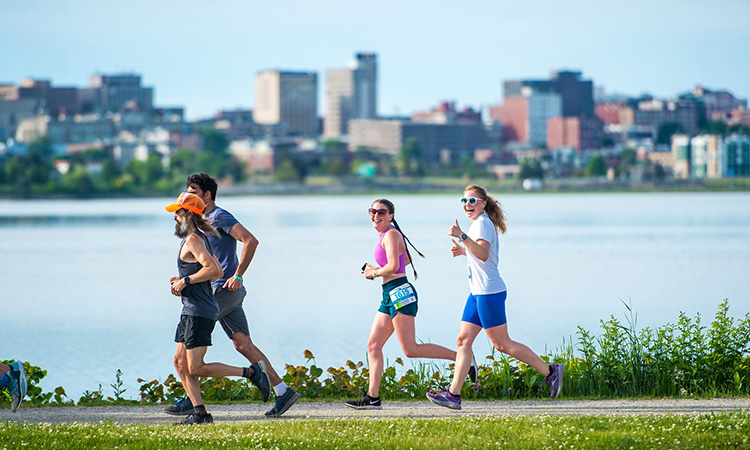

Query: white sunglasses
[[460, 197, 481, 205]]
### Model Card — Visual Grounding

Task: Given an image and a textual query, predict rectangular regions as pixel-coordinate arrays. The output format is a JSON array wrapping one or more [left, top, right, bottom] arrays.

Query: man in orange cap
[[175, 173, 300, 418], [165, 192, 270, 425]]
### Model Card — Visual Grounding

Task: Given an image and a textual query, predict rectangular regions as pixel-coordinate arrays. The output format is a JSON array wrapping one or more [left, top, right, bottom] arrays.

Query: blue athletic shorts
[[461, 291, 508, 329]]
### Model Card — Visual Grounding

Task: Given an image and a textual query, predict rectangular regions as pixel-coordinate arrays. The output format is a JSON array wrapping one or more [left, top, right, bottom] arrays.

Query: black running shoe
[[468, 354, 478, 384], [265, 388, 301, 417], [249, 361, 271, 402], [176, 413, 213, 425], [345, 394, 382, 410]]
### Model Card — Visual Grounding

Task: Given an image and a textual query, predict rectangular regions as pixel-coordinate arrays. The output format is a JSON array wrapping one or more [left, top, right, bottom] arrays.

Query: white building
[[523, 87, 562, 146], [324, 53, 378, 138], [688, 134, 750, 179], [254, 70, 318, 137]]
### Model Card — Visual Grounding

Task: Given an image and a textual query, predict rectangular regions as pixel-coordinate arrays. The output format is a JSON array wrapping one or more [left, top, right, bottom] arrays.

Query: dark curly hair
[[186, 173, 218, 201]]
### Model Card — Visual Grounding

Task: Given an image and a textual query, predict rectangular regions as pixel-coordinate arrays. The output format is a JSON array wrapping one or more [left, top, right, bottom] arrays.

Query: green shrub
[[4, 299, 747, 408]]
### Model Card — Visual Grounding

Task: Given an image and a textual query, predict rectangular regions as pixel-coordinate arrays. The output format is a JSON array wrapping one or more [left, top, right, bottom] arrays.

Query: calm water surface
[[1, 192, 748, 399]]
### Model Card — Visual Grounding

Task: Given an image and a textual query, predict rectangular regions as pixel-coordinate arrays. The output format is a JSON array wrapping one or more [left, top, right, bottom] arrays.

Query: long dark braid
[[374, 198, 425, 280]]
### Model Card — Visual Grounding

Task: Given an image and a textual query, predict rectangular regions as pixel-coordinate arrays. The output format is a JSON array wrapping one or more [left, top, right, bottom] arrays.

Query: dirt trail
[[3, 398, 749, 425]]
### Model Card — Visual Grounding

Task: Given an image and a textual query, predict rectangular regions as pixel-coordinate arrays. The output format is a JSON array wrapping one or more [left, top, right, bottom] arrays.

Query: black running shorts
[[175, 315, 215, 349]]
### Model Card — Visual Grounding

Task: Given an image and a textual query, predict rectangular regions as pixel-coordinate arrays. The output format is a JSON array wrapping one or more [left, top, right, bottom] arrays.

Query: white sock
[[273, 382, 288, 397]]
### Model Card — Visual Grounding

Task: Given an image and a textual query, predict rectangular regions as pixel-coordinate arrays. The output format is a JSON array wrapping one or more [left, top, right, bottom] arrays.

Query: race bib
[[388, 283, 417, 309]]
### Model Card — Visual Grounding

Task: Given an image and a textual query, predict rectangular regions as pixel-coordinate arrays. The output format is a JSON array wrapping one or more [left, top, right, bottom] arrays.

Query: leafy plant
[[5, 299, 748, 408], [78, 385, 105, 406], [109, 369, 127, 401]]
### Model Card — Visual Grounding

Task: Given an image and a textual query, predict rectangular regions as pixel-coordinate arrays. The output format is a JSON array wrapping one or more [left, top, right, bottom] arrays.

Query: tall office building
[[504, 70, 594, 118], [83, 73, 154, 113], [18, 79, 79, 116], [0, 79, 79, 116], [254, 70, 318, 137], [631, 98, 700, 137], [324, 53, 377, 138], [494, 70, 600, 148], [490, 88, 562, 145]]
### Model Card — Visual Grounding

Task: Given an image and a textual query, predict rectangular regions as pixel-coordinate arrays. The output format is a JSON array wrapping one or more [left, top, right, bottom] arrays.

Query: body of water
[[1, 192, 748, 400]]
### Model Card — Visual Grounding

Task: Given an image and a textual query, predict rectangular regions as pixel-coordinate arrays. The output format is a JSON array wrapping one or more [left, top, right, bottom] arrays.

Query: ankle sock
[[194, 404, 207, 416], [273, 382, 288, 397], [242, 367, 251, 379]]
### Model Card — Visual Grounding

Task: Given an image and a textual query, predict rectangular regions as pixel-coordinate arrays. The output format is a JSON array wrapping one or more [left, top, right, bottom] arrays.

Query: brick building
[[490, 91, 561, 145], [547, 115, 604, 151]]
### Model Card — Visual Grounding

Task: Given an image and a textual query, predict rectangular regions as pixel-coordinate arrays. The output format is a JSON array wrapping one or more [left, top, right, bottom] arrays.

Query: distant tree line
[[0, 129, 245, 198], [271, 137, 494, 184], [4, 121, 748, 197]]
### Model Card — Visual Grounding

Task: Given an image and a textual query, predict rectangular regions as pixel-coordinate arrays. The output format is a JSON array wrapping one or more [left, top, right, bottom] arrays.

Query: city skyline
[[3, 0, 749, 121]]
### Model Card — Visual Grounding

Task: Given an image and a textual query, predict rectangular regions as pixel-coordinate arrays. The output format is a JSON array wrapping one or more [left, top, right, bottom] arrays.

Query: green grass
[[2, 413, 749, 449]]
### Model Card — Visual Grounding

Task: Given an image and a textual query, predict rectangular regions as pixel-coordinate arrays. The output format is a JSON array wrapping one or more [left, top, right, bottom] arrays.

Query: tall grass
[[563, 298, 749, 398], [2, 299, 748, 408]]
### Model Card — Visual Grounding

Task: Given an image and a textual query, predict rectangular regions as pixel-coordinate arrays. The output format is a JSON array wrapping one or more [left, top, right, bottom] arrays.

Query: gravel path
[[3, 399, 749, 425]]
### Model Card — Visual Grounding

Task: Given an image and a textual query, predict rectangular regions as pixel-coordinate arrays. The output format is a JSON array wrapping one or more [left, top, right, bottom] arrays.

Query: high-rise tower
[[254, 70, 318, 137], [324, 53, 377, 138]]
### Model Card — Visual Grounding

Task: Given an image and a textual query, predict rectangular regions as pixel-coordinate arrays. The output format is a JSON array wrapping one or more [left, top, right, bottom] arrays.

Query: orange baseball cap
[[165, 192, 206, 215]]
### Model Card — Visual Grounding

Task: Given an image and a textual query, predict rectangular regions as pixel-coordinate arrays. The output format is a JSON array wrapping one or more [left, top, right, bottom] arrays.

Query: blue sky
[[3, 0, 749, 120]]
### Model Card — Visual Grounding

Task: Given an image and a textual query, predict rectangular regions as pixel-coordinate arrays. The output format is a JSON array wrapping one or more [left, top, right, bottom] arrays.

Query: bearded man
[[165, 192, 270, 425]]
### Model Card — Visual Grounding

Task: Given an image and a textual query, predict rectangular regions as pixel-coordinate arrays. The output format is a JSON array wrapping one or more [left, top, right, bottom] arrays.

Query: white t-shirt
[[466, 213, 507, 295]]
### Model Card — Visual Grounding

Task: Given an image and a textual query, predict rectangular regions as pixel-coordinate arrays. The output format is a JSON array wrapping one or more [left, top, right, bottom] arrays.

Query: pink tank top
[[374, 227, 406, 274]]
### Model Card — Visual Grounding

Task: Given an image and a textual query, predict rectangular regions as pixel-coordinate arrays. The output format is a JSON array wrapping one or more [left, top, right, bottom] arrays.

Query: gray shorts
[[214, 286, 250, 338]]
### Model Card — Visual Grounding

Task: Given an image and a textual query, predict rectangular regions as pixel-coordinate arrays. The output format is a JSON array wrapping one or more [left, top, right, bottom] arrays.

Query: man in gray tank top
[[165, 192, 271, 425], [173, 173, 300, 418]]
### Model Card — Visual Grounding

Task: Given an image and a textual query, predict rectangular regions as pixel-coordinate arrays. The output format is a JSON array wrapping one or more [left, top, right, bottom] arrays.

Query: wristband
[[233, 275, 243, 281]]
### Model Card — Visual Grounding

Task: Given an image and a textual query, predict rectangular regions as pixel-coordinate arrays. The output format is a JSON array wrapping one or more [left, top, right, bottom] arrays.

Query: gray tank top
[[177, 231, 219, 320]]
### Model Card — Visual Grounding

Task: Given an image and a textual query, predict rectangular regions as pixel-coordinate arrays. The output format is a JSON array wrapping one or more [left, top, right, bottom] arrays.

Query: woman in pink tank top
[[345, 198, 476, 410]]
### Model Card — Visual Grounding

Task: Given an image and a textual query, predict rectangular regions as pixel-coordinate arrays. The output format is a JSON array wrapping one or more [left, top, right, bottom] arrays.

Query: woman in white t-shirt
[[426, 185, 564, 410]]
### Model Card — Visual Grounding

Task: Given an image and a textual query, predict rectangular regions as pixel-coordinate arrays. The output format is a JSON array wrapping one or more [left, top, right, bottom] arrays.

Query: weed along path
[[3, 399, 750, 425]]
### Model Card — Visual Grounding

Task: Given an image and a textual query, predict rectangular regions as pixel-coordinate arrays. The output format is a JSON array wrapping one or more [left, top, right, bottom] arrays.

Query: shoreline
[[3, 176, 748, 200]]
